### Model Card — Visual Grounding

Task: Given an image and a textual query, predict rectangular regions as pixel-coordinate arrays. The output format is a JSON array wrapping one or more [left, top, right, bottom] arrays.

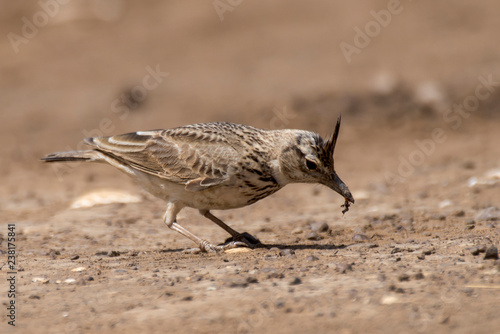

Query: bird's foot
[[224, 232, 261, 248], [187, 240, 250, 254]]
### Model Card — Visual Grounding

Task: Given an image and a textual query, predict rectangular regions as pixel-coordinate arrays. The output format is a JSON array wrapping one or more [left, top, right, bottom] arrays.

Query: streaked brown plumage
[[42, 117, 354, 252]]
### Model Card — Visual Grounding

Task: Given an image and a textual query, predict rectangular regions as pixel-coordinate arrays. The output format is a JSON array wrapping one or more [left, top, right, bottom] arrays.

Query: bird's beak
[[326, 173, 355, 204]]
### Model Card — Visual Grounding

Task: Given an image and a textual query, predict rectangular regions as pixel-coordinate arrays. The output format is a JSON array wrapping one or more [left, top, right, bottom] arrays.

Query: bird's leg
[[163, 203, 246, 253], [199, 210, 261, 247]]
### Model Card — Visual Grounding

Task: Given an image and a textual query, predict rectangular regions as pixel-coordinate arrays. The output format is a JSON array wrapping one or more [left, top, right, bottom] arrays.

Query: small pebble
[[306, 232, 322, 241], [475, 207, 500, 222], [29, 295, 41, 300], [306, 255, 319, 262], [470, 247, 480, 256], [352, 234, 370, 242], [228, 280, 249, 288], [225, 247, 252, 254], [71, 267, 86, 272], [246, 277, 258, 284], [398, 273, 410, 282], [310, 222, 329, 233], [267, 272, 284, 279], [289, 277, 302, 285], [107, 250, 120, 257], [391, 248, 403, 254], [70, 255, 79, 261], [422, 248, 434, 255], [414, 272, 424, 280], [76, 278, 87, 285], [465, 220, 476, 230], [279, 249, 295, 257], [484, 247, 499, 260], [417, 254, 425, 260], [335, 263, 352, 274], [381, 295, 398, 305], [32, 277, 49, 284], [47, 249, 61, 259]]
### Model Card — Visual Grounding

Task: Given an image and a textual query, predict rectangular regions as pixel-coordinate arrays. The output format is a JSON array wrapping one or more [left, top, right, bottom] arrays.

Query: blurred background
[[2, 1, 499, 139]]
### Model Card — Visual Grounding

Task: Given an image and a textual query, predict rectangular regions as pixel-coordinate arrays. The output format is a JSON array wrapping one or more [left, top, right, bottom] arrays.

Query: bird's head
[[278, 116, 354, 205]]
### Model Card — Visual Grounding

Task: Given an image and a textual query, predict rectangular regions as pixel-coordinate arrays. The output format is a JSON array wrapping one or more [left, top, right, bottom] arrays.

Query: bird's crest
[[324, 116, 341, 158]]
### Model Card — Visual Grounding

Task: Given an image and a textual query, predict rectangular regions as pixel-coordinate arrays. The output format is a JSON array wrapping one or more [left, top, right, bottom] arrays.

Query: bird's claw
[[224, 232, 261, 248], [190, 240, 250, 253]]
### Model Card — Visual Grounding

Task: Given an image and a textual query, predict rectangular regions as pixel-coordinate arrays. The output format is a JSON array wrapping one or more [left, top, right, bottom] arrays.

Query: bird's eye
[[305, 159, 318, 170]]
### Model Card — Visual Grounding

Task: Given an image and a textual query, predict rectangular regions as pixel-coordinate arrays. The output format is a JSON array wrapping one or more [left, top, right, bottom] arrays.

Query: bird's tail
[[41, 150, 103, 163]]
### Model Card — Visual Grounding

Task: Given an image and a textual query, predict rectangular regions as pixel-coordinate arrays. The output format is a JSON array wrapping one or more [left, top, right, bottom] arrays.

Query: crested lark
[[42, 117, 354, 252]]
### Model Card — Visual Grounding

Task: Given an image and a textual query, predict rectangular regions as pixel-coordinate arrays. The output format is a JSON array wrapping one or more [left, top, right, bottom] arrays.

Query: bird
[[41, 116, 354, 252]]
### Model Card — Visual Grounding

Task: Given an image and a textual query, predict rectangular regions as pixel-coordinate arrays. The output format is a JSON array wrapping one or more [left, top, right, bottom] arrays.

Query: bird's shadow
[[255, 243, 347, 250], [158, 243, 347, 253]]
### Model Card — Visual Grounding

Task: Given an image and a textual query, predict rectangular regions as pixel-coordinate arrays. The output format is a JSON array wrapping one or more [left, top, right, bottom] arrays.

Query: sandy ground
[[1, 1, 500, 333]]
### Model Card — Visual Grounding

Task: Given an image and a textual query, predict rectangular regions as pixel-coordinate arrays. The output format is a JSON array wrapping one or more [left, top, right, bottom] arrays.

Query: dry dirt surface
[[1, 1, 500, 333]]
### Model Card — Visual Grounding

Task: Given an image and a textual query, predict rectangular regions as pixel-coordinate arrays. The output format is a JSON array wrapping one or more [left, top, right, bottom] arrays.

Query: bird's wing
[[85, 126, 243, 191]]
